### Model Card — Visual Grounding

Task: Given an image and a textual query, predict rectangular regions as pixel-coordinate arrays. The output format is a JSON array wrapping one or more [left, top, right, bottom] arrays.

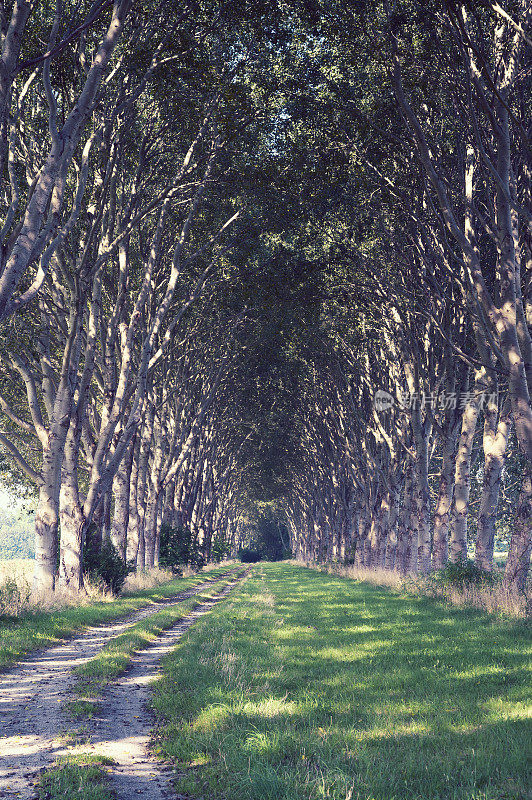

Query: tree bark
[[475, 397, 511, 570], [34, 482, 59, 593], [33, 425, 68, 591], [58, 423, 85, 593], [504, 465, 532, 594], [110, 439, 133, 561], [449, 383, 481, 562], [432, 417, 461, 569], [414, 433, 432, 573]]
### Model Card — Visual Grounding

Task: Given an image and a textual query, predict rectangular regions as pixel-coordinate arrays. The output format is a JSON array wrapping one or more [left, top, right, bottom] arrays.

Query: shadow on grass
[[150, 563, 529, 800]]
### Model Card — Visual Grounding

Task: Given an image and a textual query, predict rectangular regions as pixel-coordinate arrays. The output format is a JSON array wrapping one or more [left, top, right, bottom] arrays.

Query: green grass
[[151, 562, 531, 800], [0, 564, 236, 671], [36, 754, 116, 800], [69, 573, 244, 717]]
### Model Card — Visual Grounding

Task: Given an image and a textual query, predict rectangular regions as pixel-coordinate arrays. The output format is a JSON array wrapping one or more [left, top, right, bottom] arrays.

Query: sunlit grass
[[151, 562, 531, 800]]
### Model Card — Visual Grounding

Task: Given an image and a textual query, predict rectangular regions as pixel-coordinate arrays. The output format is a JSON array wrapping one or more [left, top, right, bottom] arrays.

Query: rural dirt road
[[0, 569, 245, 799]]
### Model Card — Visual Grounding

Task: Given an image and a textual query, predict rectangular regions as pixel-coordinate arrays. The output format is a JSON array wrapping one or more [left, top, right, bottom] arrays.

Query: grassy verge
[[69, 572, 245, 719], [151, 562, 531, 800], [299, 561, 528, 618], [35, 754, 116, 800], [0, 564, 236, 671]]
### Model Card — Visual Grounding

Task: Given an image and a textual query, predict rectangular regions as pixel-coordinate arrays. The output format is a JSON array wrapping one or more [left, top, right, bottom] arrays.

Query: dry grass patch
[[123, 566, 177, 591], [0, 557, 34, 583]]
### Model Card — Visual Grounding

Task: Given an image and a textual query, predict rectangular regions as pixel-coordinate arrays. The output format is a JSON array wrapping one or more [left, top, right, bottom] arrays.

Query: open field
[[150, 562, 531, 800]]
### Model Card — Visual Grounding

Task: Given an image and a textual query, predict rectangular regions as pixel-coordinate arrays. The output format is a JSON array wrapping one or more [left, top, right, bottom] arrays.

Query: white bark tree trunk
[[449, 384, 481, 563], [475, 397, 511, 570]]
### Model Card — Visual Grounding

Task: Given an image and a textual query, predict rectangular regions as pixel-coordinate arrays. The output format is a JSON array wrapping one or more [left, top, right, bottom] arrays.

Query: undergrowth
[[301, 560, 529, 618]]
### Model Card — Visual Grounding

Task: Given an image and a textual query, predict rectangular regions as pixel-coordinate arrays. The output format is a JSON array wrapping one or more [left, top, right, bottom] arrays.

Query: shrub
[[434, 558, 499, 588], [83, 535, 132, 594], [159, 524, 205, 571], [210, 538, 230, 563], [0, 575, 31, 615], [238, 548, 261, 563]]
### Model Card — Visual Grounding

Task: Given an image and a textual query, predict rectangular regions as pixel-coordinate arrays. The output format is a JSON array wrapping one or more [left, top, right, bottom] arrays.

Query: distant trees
[[0, 486, 34, 558]]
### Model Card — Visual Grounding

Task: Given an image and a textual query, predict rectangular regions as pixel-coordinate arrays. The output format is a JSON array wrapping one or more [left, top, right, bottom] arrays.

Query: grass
[[0, 563, 237, 671], [69, 572, 245, 718], [36, 754, 116, 800], [33, 571, 247, 800], [150, 562, 531, 800], [301, 561, 528, 618]]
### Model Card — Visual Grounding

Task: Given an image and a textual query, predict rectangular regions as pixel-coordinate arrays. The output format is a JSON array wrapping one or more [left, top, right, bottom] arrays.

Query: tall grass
[[298, 561, 529, 618], [0, 558, 237, 616]]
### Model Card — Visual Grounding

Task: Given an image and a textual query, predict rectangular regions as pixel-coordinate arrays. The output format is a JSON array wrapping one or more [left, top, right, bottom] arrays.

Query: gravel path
[[0, 570, 243, 799]]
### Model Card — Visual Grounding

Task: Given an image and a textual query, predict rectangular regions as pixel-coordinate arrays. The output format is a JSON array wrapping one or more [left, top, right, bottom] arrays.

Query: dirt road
[[0, 570, 245, 799]]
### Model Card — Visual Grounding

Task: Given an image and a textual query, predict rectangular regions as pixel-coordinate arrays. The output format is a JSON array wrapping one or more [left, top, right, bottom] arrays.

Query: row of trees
[[0, 0, 282, 590], [282, 1, 531, 593], [0, 0, 529, 595]]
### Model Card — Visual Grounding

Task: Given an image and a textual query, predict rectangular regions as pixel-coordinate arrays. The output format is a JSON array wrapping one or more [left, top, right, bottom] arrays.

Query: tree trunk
[[432, 418, 460, 569], [367, 493, 383, 568], [33, 483, 59, 593], [395, 462, 412, 573], [110, 440, 133, 561], [126, 433, 141, 565], [355, 509, 367, 567], [33, 430, 66, 592], [101, 491, 112, 543], [58, 421, 86, 593], [449, 384, 481, 562], [404, 476, 419, 574], [154, 492, 163, 567], [504, 465, 532, 594], [475, 397, 511, 570], [58, 483, 85, 593], [414, 433, 432, 573], [384, 485, 400, 570], [143, 490, 159, 568], [135, 401, 156, 570]]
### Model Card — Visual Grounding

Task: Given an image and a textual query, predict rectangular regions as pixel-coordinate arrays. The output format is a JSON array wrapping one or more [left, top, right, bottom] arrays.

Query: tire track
[[0, 569, 241, 799], [78, 571, 247, 800]]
